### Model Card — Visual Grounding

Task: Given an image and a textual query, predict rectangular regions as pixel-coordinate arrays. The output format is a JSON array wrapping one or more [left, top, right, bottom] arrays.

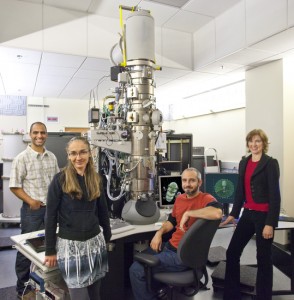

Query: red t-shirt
[[169, 192, 216, 248], [243, 158, 269, 212]]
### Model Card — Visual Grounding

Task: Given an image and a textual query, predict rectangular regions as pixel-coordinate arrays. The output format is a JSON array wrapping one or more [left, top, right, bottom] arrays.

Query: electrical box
[[88, 108, 100, 123], [110, 66, 124, 82]]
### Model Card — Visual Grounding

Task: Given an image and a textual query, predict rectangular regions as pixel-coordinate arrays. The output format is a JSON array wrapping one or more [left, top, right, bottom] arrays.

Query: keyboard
[[110, 218, 135, 235], [279, 215, 294, 222]]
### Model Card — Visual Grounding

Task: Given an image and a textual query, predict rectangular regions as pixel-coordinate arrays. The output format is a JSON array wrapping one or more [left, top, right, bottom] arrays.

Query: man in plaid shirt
[[9, 122, 59, 299]]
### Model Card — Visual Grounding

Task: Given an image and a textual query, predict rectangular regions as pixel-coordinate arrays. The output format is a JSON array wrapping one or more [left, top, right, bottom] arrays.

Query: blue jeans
[[223, 209, 273, 300], [129, 242, 188, 300], [16, 203, 46, 294]]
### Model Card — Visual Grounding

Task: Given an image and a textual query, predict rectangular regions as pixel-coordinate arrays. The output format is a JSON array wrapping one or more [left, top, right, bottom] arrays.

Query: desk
[[272, 221, 294, 296], [11, 224, 160, 300], [14, 221, 294, 299]]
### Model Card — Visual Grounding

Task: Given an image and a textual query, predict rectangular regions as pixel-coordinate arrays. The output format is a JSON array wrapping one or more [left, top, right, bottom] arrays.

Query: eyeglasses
[[68, 149, 89, 158]]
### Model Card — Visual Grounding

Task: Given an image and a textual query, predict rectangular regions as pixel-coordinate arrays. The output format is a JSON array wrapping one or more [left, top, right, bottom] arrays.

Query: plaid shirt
[[9, 145, 59, 204]]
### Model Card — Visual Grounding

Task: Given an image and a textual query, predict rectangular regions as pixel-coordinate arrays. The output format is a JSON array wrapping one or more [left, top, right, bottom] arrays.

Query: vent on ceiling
[[28, 104, 49, 108], [145, 0, 189, 8]]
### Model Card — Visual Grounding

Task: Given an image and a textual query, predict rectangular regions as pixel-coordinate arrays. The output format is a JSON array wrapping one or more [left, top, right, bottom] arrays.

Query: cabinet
[[159, 134, 192, 174], [1, 133, 27, 220]]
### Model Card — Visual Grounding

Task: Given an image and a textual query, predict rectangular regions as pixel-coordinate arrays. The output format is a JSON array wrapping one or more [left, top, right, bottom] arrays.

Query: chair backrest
[[177, 218, 221, 269]]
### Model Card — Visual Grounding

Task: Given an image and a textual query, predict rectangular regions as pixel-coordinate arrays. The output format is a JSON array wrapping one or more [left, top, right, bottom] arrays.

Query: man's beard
[[184, 186, 199, 196]]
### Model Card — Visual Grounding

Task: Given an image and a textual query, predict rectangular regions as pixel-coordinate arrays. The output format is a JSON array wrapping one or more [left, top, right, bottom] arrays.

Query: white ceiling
[[0, 0, 294, 101]]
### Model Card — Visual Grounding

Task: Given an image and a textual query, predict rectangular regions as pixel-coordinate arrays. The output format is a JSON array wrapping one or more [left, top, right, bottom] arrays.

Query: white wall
[[283, 57, 294, 217], [245, 60, 283, 162], [26, 97, 89, 132], [246, 59, 294, 217], [0, 97, 90, 162], [162, 108, 246, 163]]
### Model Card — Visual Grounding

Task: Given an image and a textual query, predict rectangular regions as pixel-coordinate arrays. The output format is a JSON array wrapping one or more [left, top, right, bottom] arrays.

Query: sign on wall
[[47, 116, 59, 123]]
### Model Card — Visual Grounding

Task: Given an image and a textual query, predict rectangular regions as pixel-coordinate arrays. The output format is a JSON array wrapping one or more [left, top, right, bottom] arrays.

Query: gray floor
[[0, 224, 293, 299]]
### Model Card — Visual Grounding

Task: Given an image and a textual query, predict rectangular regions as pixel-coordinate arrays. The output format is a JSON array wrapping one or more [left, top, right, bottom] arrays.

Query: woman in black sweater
[[221, 129, 281, 300], [44, 137, 111, 300]]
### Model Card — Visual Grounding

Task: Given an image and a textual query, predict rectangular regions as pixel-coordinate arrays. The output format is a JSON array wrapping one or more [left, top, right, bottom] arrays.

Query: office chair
[[134, 218, 221, 299]]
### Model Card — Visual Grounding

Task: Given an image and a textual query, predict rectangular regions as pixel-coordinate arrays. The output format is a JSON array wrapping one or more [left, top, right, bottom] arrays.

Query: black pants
[[223, 209, 273, 300], [68, 280, 101, 300]]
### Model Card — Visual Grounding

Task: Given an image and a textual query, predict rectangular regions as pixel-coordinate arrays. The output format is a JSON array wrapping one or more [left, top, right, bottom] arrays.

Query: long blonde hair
[[61, 137, 101, 200]]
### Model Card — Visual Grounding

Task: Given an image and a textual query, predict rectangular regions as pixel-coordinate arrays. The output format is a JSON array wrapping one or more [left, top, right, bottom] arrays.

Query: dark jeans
[[129, 242, 188, 300], [223, 209, 273, 300], [16, 203, 46, 295]]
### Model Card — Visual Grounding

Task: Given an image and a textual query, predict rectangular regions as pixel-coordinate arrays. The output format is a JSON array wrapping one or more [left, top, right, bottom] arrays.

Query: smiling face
[[67, 139, 90, 175], [181, 169, 202, 198], [29, 123, 48, 151], [248, 134, 264, 156]]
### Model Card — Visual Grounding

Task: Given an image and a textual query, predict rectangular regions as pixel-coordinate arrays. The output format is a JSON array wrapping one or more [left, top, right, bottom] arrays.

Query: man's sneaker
[[157, 287, 168, 299], [17, 290, 36, 300]]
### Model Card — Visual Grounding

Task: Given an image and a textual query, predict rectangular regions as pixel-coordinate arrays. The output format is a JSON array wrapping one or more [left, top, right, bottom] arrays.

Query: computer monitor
[[204, 172, 239, 214], [46, 132, 81, 168], [158, 175, 184, 208]]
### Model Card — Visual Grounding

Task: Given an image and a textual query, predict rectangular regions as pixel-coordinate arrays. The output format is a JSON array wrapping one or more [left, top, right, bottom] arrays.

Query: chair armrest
[[134, 253, 160, 267]]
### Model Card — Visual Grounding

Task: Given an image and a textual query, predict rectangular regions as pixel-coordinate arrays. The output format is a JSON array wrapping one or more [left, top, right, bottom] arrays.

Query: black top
[[45, 172, 111, 256], [230, 153, 281, 227]]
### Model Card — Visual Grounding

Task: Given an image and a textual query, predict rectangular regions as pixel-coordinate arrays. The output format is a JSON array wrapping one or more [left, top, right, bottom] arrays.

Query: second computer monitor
[[158, 175, 184, 208], [204, 172, 239, 204]]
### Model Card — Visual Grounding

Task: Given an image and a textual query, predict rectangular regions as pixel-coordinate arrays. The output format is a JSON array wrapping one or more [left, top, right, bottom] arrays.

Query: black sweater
[[230, 154, 281, 227], [45, 172, 111, 256]]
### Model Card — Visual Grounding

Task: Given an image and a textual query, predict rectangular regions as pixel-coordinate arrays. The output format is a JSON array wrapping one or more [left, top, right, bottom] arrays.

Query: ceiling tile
[[89, 0, 139, 19], [60, 77, 110, 98], [183, 0, 242, 17], [144, 0, 189, 8], [38, 65, 77, 77], [80, 57, 111, 71], [44, 0, 93, 12], [1, 63, 39, 96], [249, 27, 294, 54], [0, 75, 5, 95], [139, 1, 179, 27], [0, 46, 41, 64], [34, 75, 71, 97], [41, 52, 86, 68], [156, 66, 191, 79], [196, 61, 244, 75], [219, 48, 275, 66], [163, 10, 211, 33], [74, 69, 109, 80]]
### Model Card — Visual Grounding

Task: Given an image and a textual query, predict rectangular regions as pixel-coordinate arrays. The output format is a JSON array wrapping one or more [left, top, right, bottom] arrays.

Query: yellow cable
[[119, 6, 127, 67]]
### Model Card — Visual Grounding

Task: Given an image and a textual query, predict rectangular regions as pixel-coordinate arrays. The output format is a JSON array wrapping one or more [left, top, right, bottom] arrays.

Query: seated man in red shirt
[[129, 167, 223, 300]]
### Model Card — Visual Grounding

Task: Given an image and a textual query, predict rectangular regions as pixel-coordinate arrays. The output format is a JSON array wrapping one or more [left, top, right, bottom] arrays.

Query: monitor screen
[[204, 173, 239, 204], [46, 132, 81, 168], [158, 175, 184, 208]]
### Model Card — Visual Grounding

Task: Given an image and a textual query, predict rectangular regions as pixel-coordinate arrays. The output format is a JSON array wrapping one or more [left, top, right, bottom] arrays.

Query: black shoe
[[157, 288, 168, 299]]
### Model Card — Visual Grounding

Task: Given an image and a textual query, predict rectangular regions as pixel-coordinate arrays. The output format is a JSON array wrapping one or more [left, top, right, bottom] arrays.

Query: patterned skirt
[[57, 232, 108, 288]]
